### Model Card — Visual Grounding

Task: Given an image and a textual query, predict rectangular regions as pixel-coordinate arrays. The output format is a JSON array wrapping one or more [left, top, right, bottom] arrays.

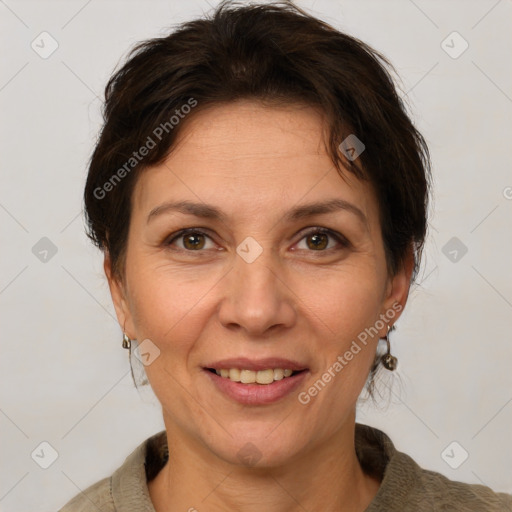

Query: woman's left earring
[[381, 325, 397, 371]]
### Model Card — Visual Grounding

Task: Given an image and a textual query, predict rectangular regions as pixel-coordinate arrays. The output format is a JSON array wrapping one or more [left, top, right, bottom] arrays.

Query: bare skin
[[106, 100, 413, 511]]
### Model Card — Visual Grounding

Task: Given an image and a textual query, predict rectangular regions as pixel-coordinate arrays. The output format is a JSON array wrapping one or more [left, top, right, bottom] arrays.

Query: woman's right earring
[[122, 333, 131, 350]]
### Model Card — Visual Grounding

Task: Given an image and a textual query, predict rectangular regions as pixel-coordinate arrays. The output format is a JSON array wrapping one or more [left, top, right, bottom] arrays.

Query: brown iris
[[306, 232, 328, 250], [183, 233, 206, 250]]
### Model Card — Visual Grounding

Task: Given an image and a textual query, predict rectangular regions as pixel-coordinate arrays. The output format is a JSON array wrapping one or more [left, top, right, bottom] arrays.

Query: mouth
[[205, 367, 306, 385], [202, 358, 309, 405]]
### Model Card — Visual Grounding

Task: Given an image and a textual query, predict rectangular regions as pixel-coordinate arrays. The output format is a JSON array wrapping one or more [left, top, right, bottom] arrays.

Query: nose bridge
[[218, 237, 295, 334], [236, 244, 277, 297]]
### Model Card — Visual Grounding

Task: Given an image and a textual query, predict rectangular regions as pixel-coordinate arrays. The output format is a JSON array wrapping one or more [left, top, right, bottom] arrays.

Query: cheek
[[126, 263, 217, 355], [298, 269, 384, 392], [301, 265, 385, 341]]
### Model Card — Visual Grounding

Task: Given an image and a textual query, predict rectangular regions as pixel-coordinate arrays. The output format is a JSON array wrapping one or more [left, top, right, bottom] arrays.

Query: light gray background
[[1, 0, 511, 510]]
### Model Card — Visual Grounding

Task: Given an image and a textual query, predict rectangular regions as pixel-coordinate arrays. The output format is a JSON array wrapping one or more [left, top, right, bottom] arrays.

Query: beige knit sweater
[[59, 423, 512, 511]]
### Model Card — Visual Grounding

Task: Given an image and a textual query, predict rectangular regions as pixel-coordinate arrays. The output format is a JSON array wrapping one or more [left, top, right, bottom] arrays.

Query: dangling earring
[[381, 325, 397, 371], [122, 333, 131, 349]]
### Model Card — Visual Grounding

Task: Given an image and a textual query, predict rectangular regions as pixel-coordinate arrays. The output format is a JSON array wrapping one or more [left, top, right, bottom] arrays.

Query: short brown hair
[[84, 0, 430, 284]]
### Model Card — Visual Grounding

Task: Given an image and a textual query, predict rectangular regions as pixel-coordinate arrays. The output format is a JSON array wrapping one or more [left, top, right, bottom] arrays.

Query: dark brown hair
[[84, 0, 430, 285]]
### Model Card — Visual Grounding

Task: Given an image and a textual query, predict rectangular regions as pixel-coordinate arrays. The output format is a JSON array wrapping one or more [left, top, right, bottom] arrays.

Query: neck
[[149, 413, 380, 512]]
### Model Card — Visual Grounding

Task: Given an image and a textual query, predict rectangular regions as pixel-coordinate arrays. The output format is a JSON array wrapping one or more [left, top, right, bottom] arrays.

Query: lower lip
[[203, 369, 308, 405]]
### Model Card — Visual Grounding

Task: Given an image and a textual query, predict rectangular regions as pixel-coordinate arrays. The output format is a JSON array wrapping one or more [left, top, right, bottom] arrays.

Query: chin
[[203, 423, 308, 469]]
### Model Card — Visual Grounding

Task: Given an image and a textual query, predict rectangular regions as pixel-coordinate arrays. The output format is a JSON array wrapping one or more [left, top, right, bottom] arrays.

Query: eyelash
[[164, 227, 351, 254]]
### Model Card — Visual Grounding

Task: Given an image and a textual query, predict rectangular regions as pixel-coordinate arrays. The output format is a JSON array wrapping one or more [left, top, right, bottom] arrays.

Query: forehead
[[162, 99, 330, 183], [132, 100, 379, 225]]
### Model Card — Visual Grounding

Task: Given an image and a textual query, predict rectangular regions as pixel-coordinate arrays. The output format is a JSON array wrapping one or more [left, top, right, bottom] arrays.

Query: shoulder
[[356, 424, 512, 511], [58, 477, 113, 512], [388, 450, 512, 511], [57, 429, 167, 512]]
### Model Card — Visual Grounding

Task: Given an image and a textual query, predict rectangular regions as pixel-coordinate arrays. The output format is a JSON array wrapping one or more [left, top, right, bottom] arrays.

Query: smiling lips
[[205, 368, 308, 405]]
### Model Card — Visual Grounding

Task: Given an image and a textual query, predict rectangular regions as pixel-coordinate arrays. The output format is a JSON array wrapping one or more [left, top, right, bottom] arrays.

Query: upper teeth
[[215, 368, 294, 384]]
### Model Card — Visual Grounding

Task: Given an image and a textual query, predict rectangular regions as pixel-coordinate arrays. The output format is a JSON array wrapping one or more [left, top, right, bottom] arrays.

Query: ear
[[104, 253, 136, 339], [377, 248, 415, 337]]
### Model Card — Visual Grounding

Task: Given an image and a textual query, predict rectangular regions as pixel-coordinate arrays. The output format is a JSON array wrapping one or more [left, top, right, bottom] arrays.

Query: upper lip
[[205, 357, 308, 372]]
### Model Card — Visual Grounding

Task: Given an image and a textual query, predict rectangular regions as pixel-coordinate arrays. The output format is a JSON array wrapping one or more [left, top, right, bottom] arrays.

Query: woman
[[59, 1, 512, 510]]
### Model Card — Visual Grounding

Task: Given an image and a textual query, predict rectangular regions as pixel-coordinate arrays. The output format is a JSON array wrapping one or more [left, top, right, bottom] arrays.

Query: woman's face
[[107, 100, 411, 467]]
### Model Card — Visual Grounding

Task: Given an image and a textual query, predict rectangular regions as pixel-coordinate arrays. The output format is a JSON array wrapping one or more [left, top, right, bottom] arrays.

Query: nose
[[217, 245, 297, 337]]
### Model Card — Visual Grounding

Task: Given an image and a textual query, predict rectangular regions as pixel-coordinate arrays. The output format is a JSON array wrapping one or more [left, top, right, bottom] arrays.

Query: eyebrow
[[146, 198, 367, 226]]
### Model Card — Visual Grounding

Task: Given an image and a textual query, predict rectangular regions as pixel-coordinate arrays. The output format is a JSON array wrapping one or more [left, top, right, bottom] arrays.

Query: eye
[[294, 227, 350, 252], [166, 229, 216, 251], [164, 227, 350, 254]]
